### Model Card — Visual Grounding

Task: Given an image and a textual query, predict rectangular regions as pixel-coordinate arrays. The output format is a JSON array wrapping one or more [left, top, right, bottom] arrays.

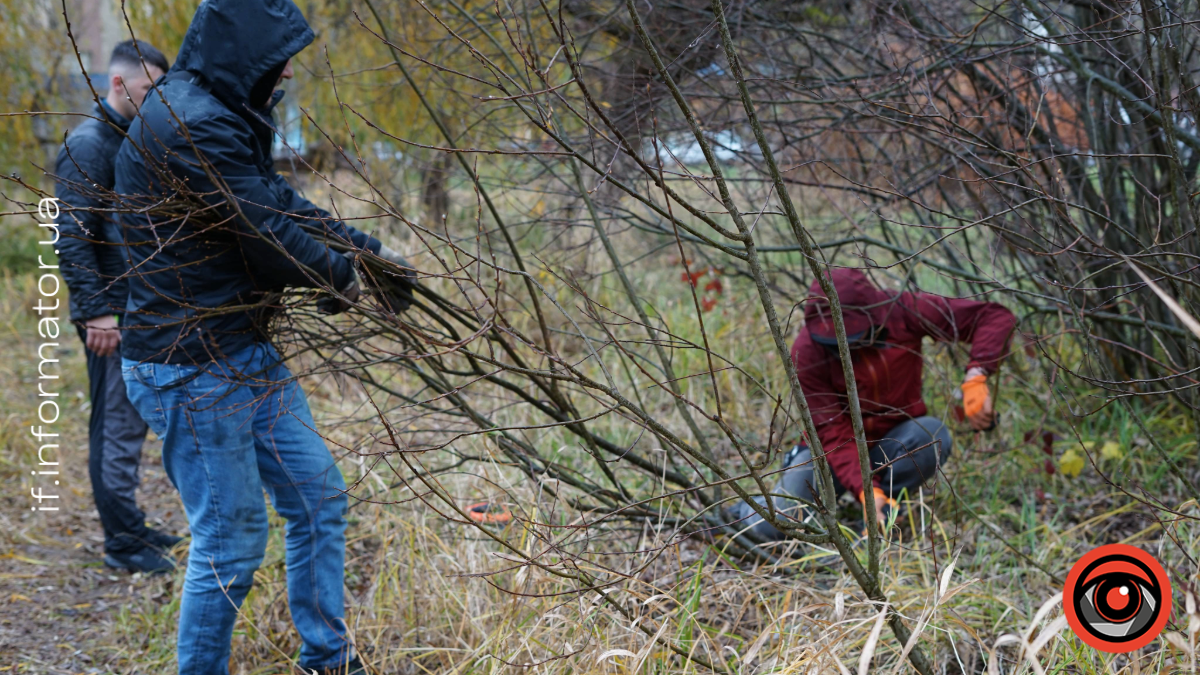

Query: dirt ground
[[1, 425, 187, 674]]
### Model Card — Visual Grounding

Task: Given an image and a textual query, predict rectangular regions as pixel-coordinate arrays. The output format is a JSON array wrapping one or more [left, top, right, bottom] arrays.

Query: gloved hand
[[859, 485, 898, 534], [316, 273, 361, 315], [961, 367, 995, 431], [372, 244, 417, 314]]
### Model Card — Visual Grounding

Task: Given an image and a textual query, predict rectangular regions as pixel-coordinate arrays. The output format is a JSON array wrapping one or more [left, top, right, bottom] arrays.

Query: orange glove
[[859, 486, 898, 533], [961, 373, 994, 431]]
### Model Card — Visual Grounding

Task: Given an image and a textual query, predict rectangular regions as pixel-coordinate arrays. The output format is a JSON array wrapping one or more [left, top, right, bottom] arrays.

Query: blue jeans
[[123, 343, 351, 674]]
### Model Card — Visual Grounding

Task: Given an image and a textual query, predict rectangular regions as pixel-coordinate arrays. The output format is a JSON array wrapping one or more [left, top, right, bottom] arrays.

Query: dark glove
[[374, 244, 417, 314], [316, 274, 361, 315]]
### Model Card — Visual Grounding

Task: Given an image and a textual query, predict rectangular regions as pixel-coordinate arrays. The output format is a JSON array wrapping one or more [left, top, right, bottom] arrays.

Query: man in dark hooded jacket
[[728, 269, 1016, 540], [55, 39, 179, 574], [113, 1, 408, 673]]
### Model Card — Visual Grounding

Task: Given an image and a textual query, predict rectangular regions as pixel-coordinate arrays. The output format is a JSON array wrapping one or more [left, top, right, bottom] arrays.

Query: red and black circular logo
[[1063, 544, 1172, 653]]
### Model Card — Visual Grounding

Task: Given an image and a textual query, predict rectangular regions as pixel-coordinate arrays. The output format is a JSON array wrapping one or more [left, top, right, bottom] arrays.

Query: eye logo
[[1063, 544, 1172, 652]]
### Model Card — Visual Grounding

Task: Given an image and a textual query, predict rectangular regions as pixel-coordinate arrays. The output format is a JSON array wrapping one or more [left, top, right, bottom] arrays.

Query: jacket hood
[[804, 269, 898, 340], [171, 0, 314, 110]]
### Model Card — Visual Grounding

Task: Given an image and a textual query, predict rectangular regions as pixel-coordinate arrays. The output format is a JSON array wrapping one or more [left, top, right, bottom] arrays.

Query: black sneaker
[[104, 546, 177, 575], [781, 444, 806, 469], [310, 658, 366, 675], [144, 528, 184, 551]]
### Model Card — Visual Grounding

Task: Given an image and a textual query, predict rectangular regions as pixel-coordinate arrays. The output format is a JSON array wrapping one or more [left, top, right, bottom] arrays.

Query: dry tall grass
[[3, 199, 1196, 672]]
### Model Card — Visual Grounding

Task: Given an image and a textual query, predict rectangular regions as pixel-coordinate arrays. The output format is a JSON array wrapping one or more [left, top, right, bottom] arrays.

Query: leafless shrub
[[10, 0, 1200, 671]]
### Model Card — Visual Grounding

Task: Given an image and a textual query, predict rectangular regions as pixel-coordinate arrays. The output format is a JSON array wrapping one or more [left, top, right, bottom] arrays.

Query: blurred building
[[65, 0, 122, 91]]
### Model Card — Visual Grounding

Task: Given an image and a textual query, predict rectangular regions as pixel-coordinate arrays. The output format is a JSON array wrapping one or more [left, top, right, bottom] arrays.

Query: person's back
[[114, 0, 376, 364], [56, 106, 127, 316]]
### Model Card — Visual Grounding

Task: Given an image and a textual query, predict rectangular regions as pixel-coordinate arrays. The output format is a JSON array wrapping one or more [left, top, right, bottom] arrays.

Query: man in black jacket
[[113, 1, 409, 673], [55, 39, 179, 575]]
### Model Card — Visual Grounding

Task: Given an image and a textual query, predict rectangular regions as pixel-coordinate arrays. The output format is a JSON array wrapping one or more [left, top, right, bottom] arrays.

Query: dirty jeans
[[122, 342, 351, 674], [729, 416, 953, 541]]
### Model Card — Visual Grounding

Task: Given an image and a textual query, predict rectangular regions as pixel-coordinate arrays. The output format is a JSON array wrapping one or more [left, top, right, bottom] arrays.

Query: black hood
[[170, 0, 314, 111]]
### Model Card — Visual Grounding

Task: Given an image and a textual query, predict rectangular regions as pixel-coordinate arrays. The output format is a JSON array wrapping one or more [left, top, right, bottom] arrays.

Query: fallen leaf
[[1059, 449, 1085, 477], [1100, 441, 1123, 461], [9, 594, 30, 602], [596, 649, 635, 663]]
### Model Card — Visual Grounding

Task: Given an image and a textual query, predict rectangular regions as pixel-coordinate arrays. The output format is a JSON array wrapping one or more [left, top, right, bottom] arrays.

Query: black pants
[[79, 327, 152, 554]]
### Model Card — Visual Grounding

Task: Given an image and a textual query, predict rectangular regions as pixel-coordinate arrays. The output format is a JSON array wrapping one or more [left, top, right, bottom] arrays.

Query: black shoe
[[310, 658, 366, 675], [781, 444, 806, 469], [104, 546, 177, 575], [144, 528, 183, 551]]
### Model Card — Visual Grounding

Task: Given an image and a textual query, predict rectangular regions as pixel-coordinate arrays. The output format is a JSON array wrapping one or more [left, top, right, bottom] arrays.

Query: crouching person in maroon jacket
[[728, 268, 1016, 540]]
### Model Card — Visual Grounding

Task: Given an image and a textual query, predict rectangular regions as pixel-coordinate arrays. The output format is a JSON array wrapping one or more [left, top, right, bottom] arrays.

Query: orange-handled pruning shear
[[466, 502, 512, 526]]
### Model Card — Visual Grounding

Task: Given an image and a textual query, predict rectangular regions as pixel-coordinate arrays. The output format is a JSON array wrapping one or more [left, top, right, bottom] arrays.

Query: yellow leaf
[[9, 594, 30, 602], [1100, 441, 1124, 461], [1059, 449, 1085, 477]]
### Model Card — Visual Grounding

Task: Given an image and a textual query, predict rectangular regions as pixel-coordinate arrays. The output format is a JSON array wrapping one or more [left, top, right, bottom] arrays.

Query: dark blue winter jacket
[[114, 0, 379, 364], [55, 100, 133, 322]]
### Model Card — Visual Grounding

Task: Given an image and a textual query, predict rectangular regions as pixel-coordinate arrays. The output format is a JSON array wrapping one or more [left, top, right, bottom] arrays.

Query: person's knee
[[877, 417, 953, 494], [189, 508, 268, 580], [272, 468, 349, 530], [318, 484, 349, 529], [901, 417, 950, 460]]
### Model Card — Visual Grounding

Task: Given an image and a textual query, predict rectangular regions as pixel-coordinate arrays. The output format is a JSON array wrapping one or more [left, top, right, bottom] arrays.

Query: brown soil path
[[1, 337, 188, 674]]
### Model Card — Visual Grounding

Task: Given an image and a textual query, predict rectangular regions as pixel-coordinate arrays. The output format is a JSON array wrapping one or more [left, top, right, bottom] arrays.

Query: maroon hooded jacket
[[791, 269, 1016, 498]]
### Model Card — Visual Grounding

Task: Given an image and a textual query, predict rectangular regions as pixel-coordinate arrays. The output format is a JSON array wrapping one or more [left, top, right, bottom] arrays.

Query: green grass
[[0, 224, 49, 276]]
